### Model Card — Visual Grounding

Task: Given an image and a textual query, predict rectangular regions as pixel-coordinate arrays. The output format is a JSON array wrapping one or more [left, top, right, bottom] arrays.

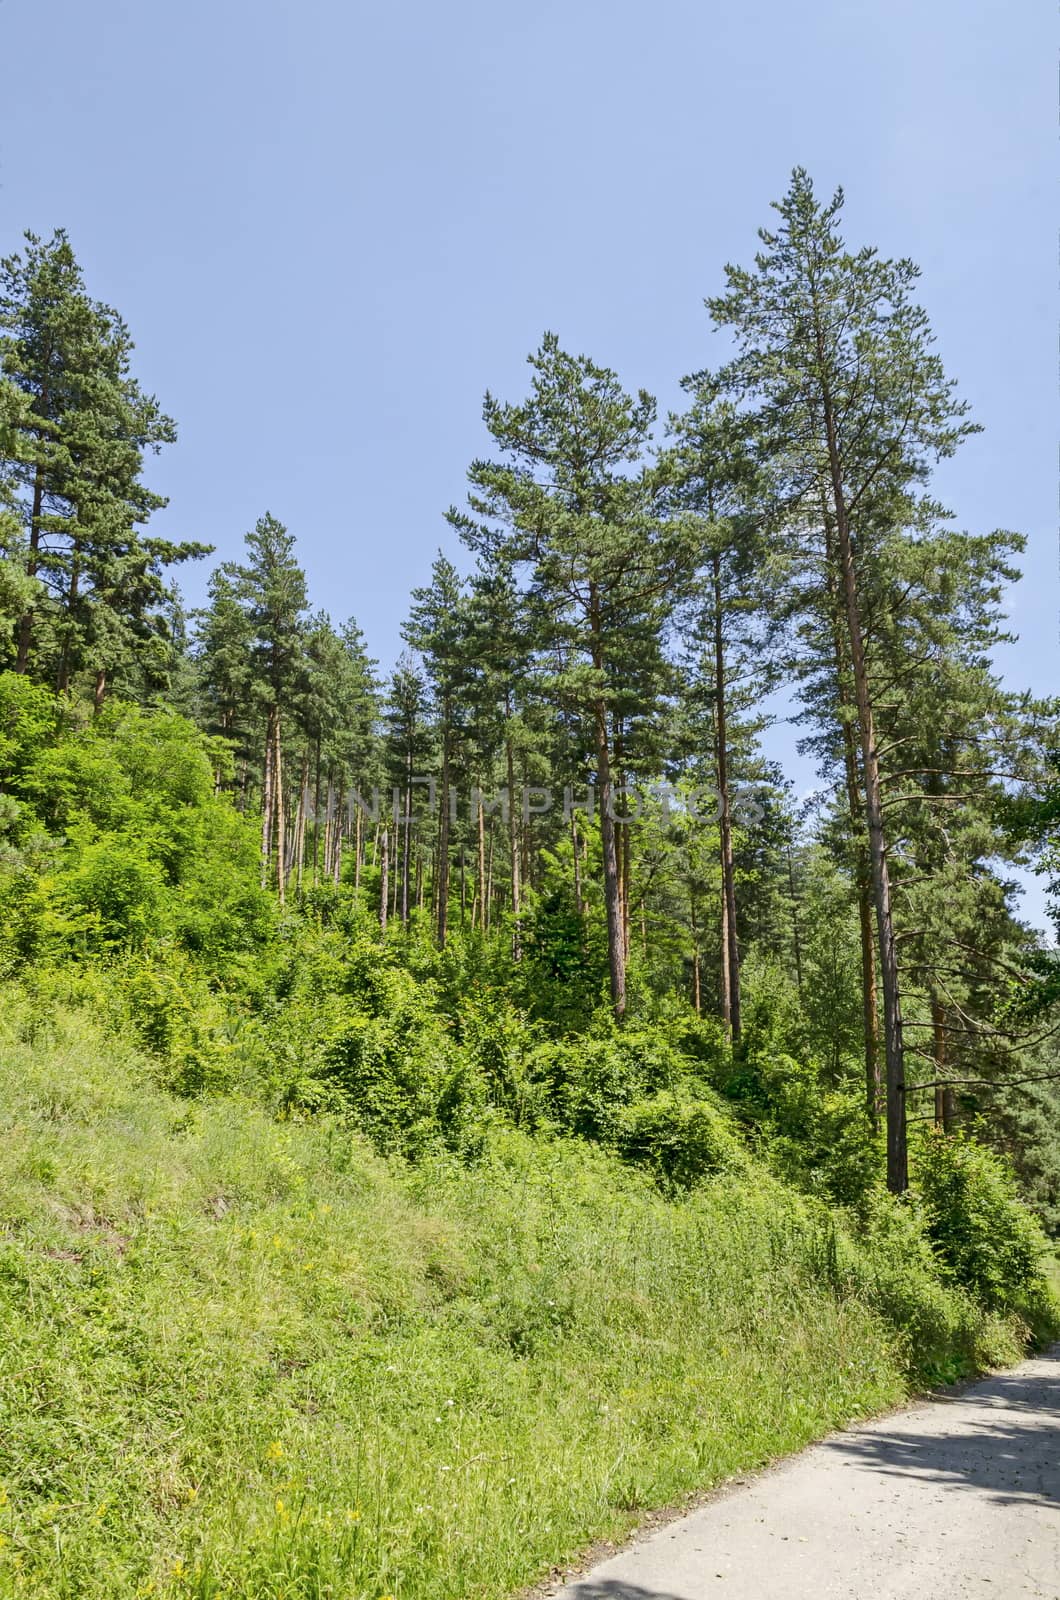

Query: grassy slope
[[0, 1003, 1026, 1599]]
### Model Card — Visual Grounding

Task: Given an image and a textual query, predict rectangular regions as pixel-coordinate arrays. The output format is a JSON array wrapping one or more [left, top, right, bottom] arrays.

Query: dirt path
[[549, 1347, 1060, 1600]]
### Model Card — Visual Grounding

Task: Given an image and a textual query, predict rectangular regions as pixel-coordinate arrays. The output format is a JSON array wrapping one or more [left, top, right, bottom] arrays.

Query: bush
[[613, 1093, 747, 1190], [528, 1027, 686, 1140], [913, 1131, 1050, 1314]]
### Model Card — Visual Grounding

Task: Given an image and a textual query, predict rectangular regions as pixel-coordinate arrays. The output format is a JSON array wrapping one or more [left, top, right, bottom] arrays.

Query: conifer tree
[[404, 554, 470, 947], [709, 171, 978, 1191], [452, 334, 696, 1017], [0, 230, 202, 698], [215, 514, 309, 900]]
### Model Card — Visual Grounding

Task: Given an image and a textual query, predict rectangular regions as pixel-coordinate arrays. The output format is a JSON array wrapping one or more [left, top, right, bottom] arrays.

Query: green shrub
[[614, 1093, 747, 1189], [529, 1027, 686, 1140], [913, 1131, 1050, 1313]]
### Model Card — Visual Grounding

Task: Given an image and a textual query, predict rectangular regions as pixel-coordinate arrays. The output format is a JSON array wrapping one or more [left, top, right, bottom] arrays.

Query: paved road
[[550, 1348, 1060, 1600]]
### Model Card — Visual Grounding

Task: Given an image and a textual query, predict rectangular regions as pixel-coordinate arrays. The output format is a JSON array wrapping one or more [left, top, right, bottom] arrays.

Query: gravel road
[[549, 1347, 1059, 1600]]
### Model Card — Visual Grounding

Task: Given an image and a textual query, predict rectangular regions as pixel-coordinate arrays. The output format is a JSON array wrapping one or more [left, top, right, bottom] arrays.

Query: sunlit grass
[[0, 1001, 1034, 1598]]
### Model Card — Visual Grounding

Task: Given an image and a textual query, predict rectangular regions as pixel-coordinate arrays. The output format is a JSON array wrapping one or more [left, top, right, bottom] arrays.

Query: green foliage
[[0, 674, 271, 969], [528, 1027, 686, 1141], [913, 1130, 1051, 1315], [614, 1093, 747, 1190], [0, 1000, 1052, 1599]]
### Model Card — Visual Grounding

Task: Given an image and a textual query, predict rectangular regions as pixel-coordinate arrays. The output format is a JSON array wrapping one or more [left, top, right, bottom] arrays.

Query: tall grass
[[0, 1001, 1037, 1599]]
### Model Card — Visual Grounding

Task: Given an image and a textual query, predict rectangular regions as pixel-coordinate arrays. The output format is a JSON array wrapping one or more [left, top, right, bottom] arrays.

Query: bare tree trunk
[[621, 818, 632, 965], [273, 713, 287, 907], [331, 787, 343, 884], [719, 871, 732, 1032], [690, 890, 702, 1015], [261, 712, 275, 889], [787, 845, 804, 999], [823, 502, 882, 1127], [821, 390, 907, 1193], [293, 750, 309, 895], [476, 793, 487, 933], [436, 704, 451, 946], [594, 696, 625, 1019], [571, 811, 583, 918], [379, 827, 389, 932], [401, 773, 412, 926], [485, 819, 494, 931], [712, 551, 741, 1041], [16, 449, 47, 674], [312, 740, 322, 887], [505, 731, 520, 958]]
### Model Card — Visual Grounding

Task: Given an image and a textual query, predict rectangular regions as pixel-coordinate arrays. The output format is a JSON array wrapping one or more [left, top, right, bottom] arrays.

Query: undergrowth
[[0, 1000, 1051, 1600]]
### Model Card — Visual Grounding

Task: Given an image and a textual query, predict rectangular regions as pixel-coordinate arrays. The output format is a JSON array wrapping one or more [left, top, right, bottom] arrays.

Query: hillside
[[0, 999, 1052, 1600]]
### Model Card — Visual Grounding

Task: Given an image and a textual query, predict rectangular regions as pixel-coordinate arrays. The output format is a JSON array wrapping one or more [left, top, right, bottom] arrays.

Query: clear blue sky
[[1, 0, 1055, 925]]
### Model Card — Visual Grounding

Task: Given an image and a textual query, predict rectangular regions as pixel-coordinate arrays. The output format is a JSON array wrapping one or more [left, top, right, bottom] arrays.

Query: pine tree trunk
[[719, 871, 731, 1030], [712, 552, 741, 1041], [822, 397, 907, 1193], [293, 750, 309, 895], [15, 453, 46, 674], [261, 713, 275, 889], [312, 740, 322, 887], [594, 697, 626, 1019], [787, 846, 804, 998], [485, 820, 494, 931], [588, 581, 626, 1019], [932, 992, 950, 1131], [379, 827, 389, 932], [857, 872, 880, 1122], [505, 732, 521, 959], [436, 702, 451, 947], [401, 771, 412, 926], [621, 818, 632, 964], [273, 712, 286, 907], [690, 890, 702, 1015], [331, 787, 343, 884], [476, 793, 487, 934], [824, 502, 882, 1127], [571, 811, 583, 918]]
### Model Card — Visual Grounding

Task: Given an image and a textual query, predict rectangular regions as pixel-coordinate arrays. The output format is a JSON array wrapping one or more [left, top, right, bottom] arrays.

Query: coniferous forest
[[0, 175, 1058, 1597]]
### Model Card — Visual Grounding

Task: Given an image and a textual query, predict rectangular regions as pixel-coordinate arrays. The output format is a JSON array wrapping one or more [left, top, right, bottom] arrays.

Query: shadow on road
[[561, 1585, 693, 1600], [820, 1365, 1060, 1508]]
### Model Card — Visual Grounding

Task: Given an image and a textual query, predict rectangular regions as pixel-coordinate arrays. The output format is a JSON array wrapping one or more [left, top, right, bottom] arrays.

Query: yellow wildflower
[[265, 1440, 284, 1462]]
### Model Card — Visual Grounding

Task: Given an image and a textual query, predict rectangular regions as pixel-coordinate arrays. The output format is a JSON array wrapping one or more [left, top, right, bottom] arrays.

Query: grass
[[0, 999, 1041, 1599]]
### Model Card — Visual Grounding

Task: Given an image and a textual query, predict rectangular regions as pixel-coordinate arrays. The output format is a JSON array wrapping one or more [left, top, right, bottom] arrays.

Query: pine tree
[[710, 171, 978, 1192], [452, 334, 696, 1018], [404, 554, 470, 947], [212, 514, 309, 901], [0, 230, 202, 698], [665, 389, 778, 1039]]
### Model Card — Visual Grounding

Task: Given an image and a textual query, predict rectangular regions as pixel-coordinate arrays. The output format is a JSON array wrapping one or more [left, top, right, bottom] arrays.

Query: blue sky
[[0, 0, 1055, 926]]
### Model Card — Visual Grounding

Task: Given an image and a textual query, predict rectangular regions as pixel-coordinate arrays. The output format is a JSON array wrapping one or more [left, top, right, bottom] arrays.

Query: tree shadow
[[560, 1585, 695, 1600], [819, 1362, 1060, 1508]]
